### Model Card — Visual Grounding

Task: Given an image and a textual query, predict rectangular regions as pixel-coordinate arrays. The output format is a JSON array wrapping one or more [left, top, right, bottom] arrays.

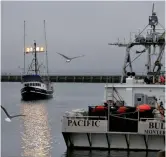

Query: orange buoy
[[136, 104, 151, 112], [95, 106, 107, 111], [117, 106, 127, 113]]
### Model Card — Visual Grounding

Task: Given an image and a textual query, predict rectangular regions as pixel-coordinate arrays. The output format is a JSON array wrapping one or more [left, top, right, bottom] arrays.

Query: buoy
[[117, 106, 127, 113], [136, 104, 151, 112], [95, 106, 107, 111]]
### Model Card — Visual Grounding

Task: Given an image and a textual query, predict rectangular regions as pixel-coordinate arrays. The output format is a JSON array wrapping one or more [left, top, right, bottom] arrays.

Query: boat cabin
[[22, 75, 43, 83], [104, 73, 165, 108]]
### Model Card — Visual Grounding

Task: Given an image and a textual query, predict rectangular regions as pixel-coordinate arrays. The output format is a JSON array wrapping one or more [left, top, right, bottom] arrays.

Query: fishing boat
[[61, 4, 165, 151], [21, 21, 54, 101]]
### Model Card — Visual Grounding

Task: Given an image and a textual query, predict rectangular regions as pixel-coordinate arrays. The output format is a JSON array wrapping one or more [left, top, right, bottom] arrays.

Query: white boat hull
[[21, 86, 53, 100], [61, 116, 165, 151], [62, 132, 164, 151]]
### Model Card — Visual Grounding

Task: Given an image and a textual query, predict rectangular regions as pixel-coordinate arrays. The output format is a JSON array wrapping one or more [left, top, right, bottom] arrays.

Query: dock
[[1, 74, 146, 83]]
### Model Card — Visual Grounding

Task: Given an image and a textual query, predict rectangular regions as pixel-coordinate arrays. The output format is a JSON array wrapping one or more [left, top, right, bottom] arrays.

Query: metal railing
[[140, 118, 165, 121], [63, 115, 107, 120]]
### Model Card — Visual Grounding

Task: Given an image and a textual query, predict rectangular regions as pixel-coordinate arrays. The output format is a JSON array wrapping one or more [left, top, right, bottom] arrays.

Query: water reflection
[[20, 102, 52, 157], [64, 150, 157, 157]]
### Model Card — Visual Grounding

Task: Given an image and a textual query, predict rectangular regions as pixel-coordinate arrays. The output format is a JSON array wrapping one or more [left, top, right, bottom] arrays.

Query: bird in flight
[[56, 52, 85, 63], [1, 105, 25, 122]]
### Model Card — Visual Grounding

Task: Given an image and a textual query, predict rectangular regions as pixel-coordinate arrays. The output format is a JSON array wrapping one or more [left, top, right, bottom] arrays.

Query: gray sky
[[1, 1, 165, 75]]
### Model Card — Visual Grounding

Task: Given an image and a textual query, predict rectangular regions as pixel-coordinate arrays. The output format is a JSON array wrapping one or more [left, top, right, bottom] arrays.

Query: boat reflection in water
[[64, 150, 158, 157], [20, 103, 52, 157]]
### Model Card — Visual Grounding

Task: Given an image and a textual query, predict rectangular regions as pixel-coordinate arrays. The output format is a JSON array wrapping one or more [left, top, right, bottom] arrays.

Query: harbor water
[[1, 82, 158, 157]]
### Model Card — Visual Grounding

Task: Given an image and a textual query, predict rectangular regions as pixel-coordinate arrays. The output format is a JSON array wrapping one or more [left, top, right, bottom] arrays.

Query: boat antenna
[[23, 20, 26, 74], [43, 20, 49, 80]]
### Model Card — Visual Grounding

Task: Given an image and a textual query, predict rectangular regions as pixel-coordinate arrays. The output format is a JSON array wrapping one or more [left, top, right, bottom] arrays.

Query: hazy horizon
[[1, 1, 165, 75]]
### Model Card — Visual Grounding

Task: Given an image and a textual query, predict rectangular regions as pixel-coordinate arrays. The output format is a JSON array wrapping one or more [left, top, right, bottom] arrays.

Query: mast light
[[25, 46, 45, 53]]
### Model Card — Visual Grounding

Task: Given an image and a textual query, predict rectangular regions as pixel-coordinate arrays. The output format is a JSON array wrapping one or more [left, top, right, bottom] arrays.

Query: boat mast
[[108, 3, 165, 83], [23, 20, 26, 74], [43, 20, 49, 80], [25, 22, 46, 75], [147, 3, 156, 75], [34, 41, 38, 75]]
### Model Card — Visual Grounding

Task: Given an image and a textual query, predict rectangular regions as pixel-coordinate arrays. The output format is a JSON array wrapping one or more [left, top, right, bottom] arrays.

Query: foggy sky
[[1, 1, 165, 75]]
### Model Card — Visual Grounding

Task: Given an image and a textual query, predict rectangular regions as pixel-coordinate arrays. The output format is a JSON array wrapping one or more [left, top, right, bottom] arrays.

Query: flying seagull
[[1, 105, 25, 122], [56, 52, 85, 63]]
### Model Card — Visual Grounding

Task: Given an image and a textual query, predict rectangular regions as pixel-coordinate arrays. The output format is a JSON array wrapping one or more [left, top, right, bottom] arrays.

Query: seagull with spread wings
[[56, 52, 85, 62], [1, 105, 25, 122]]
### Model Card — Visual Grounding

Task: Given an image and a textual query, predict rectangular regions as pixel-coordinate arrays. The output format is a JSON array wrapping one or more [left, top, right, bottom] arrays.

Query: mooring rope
[[110, 114, 139, 121], [111, 110, 138, 116]]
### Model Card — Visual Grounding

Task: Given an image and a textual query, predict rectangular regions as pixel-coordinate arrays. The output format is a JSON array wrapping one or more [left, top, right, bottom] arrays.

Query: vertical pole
[[106, 79, 109, 131], [147, 46, 151, 79], [24, 20, 26, 74], [44, 20, 49, 80], [34, 41, 38, 75]]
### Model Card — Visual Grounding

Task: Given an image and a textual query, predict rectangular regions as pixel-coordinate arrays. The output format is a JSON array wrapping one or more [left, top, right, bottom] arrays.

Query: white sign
[[62, 118, 107, 133], [138, 121, 165, 135]]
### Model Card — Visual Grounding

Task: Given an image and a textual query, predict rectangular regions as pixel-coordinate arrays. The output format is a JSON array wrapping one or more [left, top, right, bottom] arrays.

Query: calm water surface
[[1, 83, 157, 157]]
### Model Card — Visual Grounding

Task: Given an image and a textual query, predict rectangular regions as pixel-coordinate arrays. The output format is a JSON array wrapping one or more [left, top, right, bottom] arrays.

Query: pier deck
[[1, 75, 146, 83]]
